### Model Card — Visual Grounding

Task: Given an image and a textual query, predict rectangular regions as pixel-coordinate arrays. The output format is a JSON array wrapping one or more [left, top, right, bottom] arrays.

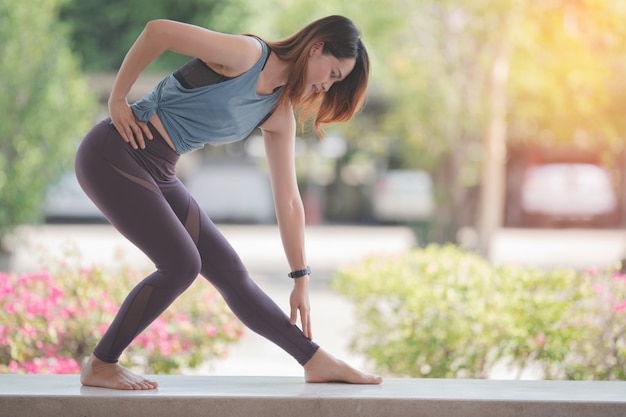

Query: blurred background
[[3, 0, 626, 379], [3, 0, 626, 263]]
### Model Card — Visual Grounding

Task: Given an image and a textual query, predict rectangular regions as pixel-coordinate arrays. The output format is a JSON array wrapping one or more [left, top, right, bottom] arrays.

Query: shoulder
[[201, 35, 263, 77]]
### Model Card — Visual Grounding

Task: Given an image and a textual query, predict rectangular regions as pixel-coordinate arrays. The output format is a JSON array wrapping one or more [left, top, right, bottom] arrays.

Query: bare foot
[[80, 354, 159, 390], [303, 348, 383, 384]]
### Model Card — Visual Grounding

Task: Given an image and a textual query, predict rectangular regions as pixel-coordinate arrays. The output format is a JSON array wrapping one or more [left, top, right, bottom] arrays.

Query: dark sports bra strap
[[173, 58, 231, 89]]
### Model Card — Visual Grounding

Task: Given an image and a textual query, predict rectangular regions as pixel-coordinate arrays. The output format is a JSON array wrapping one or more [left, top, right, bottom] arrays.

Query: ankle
[[86, 354, 113, 369]]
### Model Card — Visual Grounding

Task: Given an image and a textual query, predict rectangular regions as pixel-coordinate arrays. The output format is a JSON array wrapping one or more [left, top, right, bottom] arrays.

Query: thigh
[[159, 180, 247, 278], [76, 122, 198, 272]]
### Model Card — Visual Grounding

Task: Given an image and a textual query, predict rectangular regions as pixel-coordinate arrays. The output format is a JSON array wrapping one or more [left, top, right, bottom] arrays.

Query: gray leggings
[[75, 118, 318, 365]]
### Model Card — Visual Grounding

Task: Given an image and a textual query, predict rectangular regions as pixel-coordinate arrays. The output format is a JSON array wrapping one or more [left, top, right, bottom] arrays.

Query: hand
[[289, 278, 312, 339], [108, 97, 153, 149]]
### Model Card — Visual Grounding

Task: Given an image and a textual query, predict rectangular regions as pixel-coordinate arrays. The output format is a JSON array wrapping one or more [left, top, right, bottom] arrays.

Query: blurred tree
[[59, 0, 252, 72], [304, 0, 626, 244], [0, 0, 97, 251], [56, 0, 626, 243], [387, 0, 626, 245], [509, 0, 626, 149], [250, 1, 519, 242], [299, 0, 516, 242], [496, 0, 626, 237]]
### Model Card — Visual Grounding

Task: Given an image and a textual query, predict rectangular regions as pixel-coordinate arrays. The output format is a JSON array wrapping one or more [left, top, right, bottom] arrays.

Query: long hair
[[262, 15, 370, 136]]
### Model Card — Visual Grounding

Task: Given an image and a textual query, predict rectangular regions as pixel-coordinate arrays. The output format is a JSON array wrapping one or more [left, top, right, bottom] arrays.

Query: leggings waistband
[[106, 117, 180, 165]]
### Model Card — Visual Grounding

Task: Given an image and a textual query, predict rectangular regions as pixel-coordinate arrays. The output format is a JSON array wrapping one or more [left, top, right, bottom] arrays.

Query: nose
[[321, 80, 336, 92]]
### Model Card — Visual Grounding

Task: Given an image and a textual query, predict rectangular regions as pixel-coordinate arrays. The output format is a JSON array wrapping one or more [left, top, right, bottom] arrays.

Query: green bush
[[563, 268, 626, 380], [0, 249, 243, 374], [333, 244, 626, 380], [0, 0, 97, 244]]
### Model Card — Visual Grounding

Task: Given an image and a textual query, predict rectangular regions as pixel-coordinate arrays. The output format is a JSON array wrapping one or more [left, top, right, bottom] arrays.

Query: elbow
[[144, 19, 158, 32], [143, 19, 171, 39], [141, 20, 159, 44]]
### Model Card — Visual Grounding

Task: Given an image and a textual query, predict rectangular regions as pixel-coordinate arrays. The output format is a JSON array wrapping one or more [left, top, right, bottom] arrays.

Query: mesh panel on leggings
[[109, 163, 160, 195], [109, 284, 154, 357], [183, 198, 201, 246]]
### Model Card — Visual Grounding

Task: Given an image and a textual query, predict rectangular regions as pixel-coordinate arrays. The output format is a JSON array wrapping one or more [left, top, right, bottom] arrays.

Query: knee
[[179, 251, 202, 283], [158, 251, 202, 287]]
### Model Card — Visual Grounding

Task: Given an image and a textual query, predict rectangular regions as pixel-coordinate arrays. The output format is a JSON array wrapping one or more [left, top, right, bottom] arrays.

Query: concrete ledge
[[1, 375, 625, 417]]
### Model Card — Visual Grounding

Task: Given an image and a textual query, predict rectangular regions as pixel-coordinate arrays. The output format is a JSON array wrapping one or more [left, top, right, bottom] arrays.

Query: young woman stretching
[[76, 15, 382, 390]]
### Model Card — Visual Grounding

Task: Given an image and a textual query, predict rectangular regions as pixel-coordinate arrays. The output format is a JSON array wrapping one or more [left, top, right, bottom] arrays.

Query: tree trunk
[[477, 39, 510, 256]]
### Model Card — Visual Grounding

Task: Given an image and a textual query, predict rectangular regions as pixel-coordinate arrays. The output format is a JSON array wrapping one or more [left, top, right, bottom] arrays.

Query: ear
[[309, 41, 325, 57]]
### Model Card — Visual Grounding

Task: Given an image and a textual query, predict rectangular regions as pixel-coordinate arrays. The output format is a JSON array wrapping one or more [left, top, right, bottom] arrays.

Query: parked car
[[371, 170, 434, 223], [184, 163, 275, 224], [520, 163, 618, 227], [43, 172, 107, 223]]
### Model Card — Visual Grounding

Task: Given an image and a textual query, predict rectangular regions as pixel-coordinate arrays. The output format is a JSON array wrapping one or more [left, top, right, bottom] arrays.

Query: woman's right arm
[[109, 19, 261, 149]]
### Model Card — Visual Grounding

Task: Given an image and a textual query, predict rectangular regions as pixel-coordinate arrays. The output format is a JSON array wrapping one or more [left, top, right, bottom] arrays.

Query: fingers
[[113, 120, 152, 150], [141, 122, 154, 141], [290, 306, 298, 326], [118, 124, 138, 149], [109, 98, 153, 149], [301, 309, 311, 340], [130, 123, 146, 149], [290, 306, 311, 339], [289, 286, 312, 339]]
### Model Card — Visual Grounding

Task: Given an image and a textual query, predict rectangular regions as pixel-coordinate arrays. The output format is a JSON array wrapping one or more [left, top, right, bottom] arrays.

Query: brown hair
[[262, 15, 370, 136]]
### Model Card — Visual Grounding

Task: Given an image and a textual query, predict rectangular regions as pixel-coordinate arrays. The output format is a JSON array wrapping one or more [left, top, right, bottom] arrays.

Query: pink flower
[[612, 300, 626, 313], [611, 272, 626, 282], [8, 361, 20, 373], [45, 345, 58, 357], [20, 325, 38, 338], [1, 264, 241, 375], [26, 303, 44, 317], [223, 323, 237, 338], [50, 286, 64, 299], [79, 266, 94, 275], [205, 324, 217, 337], [158, 340, 173, 356], [23, 360, 39, 373], [49, 357, 80, 374], [174, 313, 190, 323]]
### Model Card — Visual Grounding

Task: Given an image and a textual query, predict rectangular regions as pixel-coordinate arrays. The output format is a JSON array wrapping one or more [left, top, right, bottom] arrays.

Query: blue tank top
[[131, 39, 281, 154]]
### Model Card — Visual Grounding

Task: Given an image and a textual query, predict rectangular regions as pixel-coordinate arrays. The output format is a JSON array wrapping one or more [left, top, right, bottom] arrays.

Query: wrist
[[108, 95, 128, 104], [293, 274, 309, 288], [288, 266, 310, 279]]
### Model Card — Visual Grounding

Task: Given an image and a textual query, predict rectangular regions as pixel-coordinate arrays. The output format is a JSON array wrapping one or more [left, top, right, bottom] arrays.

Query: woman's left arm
[[261, 105, 312, 339]]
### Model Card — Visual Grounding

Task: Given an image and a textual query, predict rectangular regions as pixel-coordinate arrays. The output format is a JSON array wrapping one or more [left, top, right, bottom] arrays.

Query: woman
[[76, 15, 382, 390]]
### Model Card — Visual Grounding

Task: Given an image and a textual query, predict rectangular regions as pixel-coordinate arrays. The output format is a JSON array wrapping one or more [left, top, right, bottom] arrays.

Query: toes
[[139, 381, 157, 390], [126, 376, 157, 390]]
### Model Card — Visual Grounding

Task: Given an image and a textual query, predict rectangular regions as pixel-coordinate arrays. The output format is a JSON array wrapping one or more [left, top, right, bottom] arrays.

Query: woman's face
[[305, 42, 356, 96]]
